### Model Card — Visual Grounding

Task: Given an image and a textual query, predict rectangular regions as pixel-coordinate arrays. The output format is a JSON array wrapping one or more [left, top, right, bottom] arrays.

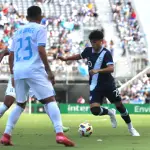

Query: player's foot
[[128, 128, 140, 136], [109, 108, 117, 128], [0, 133, 13, 146], [56, 132, 75, 147], [63, 126, 70, 132]]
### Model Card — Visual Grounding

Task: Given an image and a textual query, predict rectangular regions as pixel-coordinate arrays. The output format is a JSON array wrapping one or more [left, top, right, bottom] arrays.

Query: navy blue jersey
[[81, 47, 115, 91]]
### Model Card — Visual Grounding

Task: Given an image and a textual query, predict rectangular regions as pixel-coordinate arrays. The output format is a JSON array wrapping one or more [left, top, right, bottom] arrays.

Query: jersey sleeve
[[37, 26, 47, 47], [104, 51, 114, 66], [80, 47, 89, 59]]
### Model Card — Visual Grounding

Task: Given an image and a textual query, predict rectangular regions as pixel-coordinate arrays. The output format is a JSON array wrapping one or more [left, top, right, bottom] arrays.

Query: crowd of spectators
[[120, 74, 150, 104], [109, 0, 149, 104], [110, 0, 147, 56], [0, 0, 99, 79], [1, 0, 149, 104]]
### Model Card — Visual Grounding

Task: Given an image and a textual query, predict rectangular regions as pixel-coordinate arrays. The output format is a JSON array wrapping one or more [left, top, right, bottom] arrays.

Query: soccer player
[[0, 40, 15, 117], [0, 42, 70, 133], [58, 29, 140, 136], [0, 6, 74, 146]]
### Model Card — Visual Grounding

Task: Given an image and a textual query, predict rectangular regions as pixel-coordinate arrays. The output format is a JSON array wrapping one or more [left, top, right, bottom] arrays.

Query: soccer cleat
[[63, 126, 70, 132], [0, 133, 13, 146], [56, 132, 75, 147], [128, 128, 140, 136], [109, 108, 117, 128]]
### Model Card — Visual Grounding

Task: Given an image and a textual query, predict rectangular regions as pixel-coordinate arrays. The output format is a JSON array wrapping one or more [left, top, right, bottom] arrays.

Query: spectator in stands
[[145, 92, 150, 103], [0, 0, 98, 80], [130, 94, 145, 104], [130, 9, 136, 20]]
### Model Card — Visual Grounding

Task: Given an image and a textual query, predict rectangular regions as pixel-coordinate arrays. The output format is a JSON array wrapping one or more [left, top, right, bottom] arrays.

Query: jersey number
[[16, 37, 32, 62], [113, 89, 120, 97]]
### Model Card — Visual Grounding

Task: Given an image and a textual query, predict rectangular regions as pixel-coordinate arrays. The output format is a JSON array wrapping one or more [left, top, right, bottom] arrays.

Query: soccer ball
[[78, 122, 93, 137]]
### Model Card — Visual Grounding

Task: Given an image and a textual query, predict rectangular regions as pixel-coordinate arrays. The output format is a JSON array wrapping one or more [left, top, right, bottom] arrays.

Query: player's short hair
[[89, 29, 104, 40], [27, 6, 42, 19]]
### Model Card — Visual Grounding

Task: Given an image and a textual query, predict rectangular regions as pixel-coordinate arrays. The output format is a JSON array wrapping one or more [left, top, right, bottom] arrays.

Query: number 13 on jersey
[[16, 36, 33, 62]]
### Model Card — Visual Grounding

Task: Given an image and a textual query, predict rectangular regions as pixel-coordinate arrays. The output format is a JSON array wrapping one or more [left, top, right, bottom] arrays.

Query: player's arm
[[38, 46, 55, 84], [58, 47, 89, 61], [92, 65, 114, 74], [38, 46, 53, 75], [58, 54, 81, 61], [89, 51, 114, 75], [9, 51, 15, 87], [1, 39, 13, 62], [37, 27, 55, 84], [9, 51, 14, 75]]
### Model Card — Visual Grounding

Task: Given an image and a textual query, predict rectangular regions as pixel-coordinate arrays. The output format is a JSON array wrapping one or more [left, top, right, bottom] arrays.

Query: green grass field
[[0, 114, 150, 150]]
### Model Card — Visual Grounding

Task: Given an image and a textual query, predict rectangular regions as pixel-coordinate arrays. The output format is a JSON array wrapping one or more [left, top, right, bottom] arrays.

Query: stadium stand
[[109, 0, 148, 79], [0, 0, 149, 103], [0, 0, 100, 80]]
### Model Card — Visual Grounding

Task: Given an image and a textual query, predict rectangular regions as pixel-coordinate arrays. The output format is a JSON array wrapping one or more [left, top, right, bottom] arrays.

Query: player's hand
[[89, 69, 99, 76], [57, 56, 67, 61], [48, 73, 56, 85]]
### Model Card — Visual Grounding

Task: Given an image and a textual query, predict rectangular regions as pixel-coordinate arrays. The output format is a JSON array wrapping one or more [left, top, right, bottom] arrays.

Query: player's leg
[[45, 102, 70, 132], [56, 102, 69, 132], [0, 96, 15, 118], [107, 89, 140, 136], [29, 90, 70, 133], [28, 77, 75, 146], [0, 79, 29, 145], [90, 90, 117, 128], [115, 101, 140, 136], [0, 78, 15, 118]]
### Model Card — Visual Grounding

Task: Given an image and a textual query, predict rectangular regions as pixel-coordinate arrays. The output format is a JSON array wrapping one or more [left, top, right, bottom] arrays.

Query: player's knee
[[90, 107, 100, 116], [40, 96, 56, 104], [114, 101, 123, 108], [4, 95, 15, 108]]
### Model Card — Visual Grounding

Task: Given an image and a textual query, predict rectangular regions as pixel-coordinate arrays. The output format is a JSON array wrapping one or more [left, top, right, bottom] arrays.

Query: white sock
[[108, 109, 114, 116], [0, 103, 8, 118], [4, 105, 24, 135], [44, 102, 63, 133], [44, 105, 48, 114], [127, 122, 133, 129]]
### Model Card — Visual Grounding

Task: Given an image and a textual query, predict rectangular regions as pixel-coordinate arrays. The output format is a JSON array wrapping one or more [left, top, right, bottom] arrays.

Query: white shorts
[[15, 76, 55, 103], [5, 77, 34, 99], [5, 77, 16, 98]]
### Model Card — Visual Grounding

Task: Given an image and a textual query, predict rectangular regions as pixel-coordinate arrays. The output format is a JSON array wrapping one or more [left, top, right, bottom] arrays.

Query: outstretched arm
[[58, 54, 82, 61]]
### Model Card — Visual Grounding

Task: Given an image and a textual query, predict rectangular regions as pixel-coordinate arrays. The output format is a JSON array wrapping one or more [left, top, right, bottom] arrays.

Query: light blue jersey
[[10, 22, 47, 80]]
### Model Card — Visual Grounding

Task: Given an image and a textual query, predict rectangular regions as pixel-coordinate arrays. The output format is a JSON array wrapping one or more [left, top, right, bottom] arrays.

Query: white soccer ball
[[78, 122, 93, 137]]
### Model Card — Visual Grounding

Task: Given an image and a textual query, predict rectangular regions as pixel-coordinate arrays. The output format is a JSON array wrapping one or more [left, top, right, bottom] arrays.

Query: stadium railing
[[119, 66, 150, 92]]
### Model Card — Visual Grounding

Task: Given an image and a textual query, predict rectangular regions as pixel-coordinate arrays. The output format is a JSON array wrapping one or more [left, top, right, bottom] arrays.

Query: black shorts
[[89, 87, 121, 104]]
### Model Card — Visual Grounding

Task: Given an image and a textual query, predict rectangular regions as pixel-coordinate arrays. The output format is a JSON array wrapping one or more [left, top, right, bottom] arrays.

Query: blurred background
[[0, 0, 150, 112]]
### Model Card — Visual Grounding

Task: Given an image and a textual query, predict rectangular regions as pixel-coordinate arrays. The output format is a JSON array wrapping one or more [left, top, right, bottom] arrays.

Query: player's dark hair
[[27, 6, 41, 20], [89, 29, 104, 40]]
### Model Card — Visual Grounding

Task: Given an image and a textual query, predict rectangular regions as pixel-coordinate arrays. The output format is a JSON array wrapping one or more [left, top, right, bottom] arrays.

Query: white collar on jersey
[[92, 46, 104, 53]]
